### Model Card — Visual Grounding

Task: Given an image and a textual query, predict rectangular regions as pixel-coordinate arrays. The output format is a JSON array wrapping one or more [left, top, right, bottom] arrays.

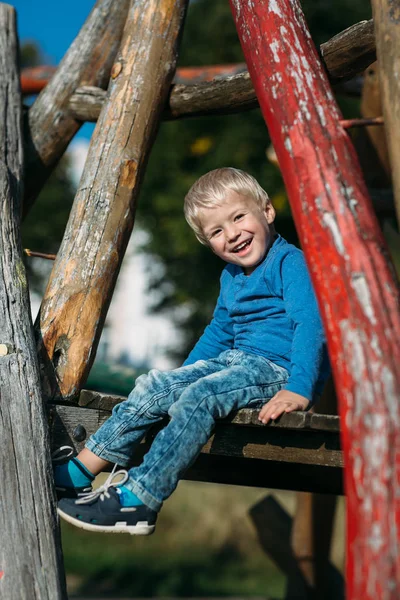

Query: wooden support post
[[0, 6, 66, 598], [24, 0, 130, 216], [360, 62, 391, 177], [250, 495, 344, 600], [36, 0, 188, 402], [230, 1, 400, 599], [251, 496, 313, 599], [371, 2, 400, 225], [289, 492, 339, 600], [290, 382, 340, 600]]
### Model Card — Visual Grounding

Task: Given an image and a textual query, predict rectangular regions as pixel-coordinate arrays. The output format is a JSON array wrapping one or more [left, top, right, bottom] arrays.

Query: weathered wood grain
[[77, 388, 341, 431], [36, 0, 189, 403], [320, 19, 376, 83], [0, 6, 66, 599], [48, 403, 343, 494], [68, 85, 107, 122], [360, 62, 391, 177], [202, 424, 342, 467], [371, 1, 400, 226], [67, 20, 376, 124], [23, 0, 130, 216], [51, 404, 343, 468], [230, 1, 400, 599], [68, 73, 258, 122]]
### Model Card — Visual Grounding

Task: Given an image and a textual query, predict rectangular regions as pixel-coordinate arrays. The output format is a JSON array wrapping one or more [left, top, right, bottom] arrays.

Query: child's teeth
[[236, 240, 249, 251]]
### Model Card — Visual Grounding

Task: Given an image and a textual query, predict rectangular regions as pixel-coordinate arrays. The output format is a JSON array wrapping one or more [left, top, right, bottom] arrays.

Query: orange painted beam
[[20, 63, 247, 95]]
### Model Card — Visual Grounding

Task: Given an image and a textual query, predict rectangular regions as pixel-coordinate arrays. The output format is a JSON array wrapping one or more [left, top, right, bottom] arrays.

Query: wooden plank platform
[[49, 390, 343, 495]]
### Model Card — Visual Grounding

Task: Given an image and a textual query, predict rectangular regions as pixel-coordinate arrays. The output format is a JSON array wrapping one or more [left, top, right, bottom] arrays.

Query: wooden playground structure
[[1, 0, 400, 599]]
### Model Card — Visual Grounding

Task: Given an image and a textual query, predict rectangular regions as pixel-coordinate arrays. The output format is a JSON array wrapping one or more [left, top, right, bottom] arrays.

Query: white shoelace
[[52, 445, 75, 463], [75, 465, 129, 505]]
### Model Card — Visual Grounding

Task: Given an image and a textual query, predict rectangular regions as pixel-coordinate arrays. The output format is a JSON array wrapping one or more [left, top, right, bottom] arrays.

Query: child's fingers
[[258, 401, 278, 422], [259, 399, 304, 423], [259, 401, 288, 423], [284, 402, 303, 413]]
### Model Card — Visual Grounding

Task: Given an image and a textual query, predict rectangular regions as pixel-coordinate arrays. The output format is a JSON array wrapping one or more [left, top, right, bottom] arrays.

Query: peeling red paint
[[229, 1, 400, 599], [0, 570, 4, 580]]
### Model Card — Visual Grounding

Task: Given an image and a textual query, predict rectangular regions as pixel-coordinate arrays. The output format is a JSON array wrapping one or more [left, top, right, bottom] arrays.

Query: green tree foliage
[[137, 0, 372, 361], [21, 160, 76, 291]]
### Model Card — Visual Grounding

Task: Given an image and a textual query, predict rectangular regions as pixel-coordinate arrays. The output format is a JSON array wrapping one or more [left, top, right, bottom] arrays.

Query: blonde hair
[[184, 167, 270, 245]]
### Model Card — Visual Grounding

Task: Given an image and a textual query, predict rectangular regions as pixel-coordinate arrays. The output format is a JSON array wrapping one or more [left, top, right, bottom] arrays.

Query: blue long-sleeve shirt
[[184, 235, 330, 403]]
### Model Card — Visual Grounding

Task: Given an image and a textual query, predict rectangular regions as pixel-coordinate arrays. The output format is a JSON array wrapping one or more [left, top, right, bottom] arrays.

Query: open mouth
[[232, 238, 252, 253]]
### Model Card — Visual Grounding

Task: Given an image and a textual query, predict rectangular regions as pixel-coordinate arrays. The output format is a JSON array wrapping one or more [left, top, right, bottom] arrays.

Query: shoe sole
[[58, 508, 155, 535]]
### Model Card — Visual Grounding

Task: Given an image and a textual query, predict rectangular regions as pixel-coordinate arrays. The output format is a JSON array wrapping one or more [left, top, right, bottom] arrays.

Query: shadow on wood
[[250, 495, 344, 600]]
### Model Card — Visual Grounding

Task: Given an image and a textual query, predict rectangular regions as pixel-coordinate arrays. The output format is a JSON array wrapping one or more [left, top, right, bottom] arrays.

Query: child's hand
[[258, 390, 310, 424]]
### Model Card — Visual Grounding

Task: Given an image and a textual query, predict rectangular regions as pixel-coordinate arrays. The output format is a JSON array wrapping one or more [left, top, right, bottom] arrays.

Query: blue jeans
[[86, 350, 288, 512]]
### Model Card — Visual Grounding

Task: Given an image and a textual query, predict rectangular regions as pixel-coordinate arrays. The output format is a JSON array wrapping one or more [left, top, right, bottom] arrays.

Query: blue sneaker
[[57, 470, 157, 535], [52, 446, 94, 500]]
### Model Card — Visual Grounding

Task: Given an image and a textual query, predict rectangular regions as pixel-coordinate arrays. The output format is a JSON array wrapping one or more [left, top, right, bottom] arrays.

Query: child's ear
[[264, 203, 276, 224]]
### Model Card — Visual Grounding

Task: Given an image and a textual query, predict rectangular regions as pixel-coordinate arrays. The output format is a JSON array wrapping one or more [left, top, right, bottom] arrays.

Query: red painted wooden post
[[229, 1, 400, 598]]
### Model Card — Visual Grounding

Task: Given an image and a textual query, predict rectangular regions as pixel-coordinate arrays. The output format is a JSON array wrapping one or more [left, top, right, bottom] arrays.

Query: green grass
[[65, 546, 283, 598], [62, 481, 345, 598], [62, 482, 289, 598]]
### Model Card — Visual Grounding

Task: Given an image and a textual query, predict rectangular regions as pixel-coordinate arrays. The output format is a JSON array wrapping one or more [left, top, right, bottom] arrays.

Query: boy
[[56, 167, 330, 535]]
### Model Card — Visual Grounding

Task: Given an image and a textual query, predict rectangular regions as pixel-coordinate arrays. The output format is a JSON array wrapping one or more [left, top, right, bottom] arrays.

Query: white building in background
[[104, 234, 180, 371], [31, 140, 180, 372]]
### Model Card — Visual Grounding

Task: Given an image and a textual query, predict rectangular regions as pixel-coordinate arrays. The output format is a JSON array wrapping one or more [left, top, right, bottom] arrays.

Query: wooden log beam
[[76, 388, 341, 431], [48, 400, 343, 495], [229, 1, 400, 599], [371, 2, 400, 226], [50, 403, 343, 468], [69, 73, 258, 122], [23, 0, 130, 217], [320, 19, 376, 84], [36, 0, 188, 403], [66, 20, 376, 124], [0, 6, 66, 599], [21, 63, 248, 94], [21, 19, 375, 99]]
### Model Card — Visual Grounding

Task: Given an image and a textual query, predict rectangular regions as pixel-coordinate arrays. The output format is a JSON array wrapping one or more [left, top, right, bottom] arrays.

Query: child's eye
[[234, 213, 245, 221], [209, 229, 222, 238]]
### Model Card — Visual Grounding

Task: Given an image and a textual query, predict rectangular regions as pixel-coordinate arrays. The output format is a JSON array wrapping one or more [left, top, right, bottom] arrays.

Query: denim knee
[[116, 368, 188, 421], [112, 370, 166, 420], [168, 389, 222, 423]]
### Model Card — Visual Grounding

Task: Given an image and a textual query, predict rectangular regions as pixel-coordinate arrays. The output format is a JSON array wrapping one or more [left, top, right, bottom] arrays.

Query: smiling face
[[199, 191, 276, 274]]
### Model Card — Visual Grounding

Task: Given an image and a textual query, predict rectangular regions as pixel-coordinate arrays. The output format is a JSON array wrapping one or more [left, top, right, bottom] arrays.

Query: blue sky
[[13, 0, 96, 139], [13, 0, 95, 64]]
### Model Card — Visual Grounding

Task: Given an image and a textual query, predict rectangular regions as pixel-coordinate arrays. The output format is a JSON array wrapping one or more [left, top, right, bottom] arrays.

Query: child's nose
[[225, 225, 240, 242]]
